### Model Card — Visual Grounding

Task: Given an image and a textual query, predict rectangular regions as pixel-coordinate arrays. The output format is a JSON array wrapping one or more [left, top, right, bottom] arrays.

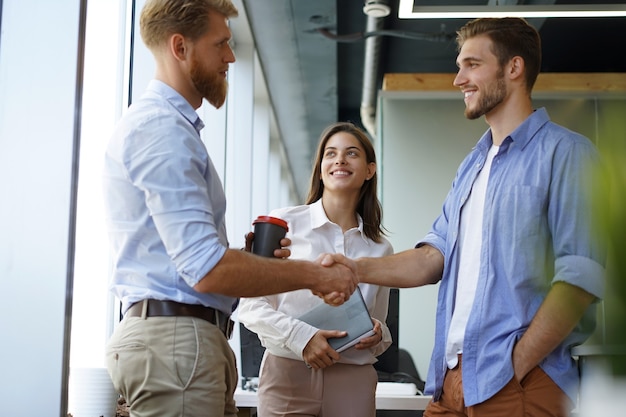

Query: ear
[[366, 162, 376, 181], [169, 34, 188, 62], [508, 56, 525, 81]]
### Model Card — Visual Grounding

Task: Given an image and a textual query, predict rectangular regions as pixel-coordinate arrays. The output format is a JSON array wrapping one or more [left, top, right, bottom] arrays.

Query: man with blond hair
[[103, 1, 357, 416]]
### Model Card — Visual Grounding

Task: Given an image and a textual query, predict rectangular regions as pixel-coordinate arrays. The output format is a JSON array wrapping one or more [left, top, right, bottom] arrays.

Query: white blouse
[[238, 199, 394, 365]]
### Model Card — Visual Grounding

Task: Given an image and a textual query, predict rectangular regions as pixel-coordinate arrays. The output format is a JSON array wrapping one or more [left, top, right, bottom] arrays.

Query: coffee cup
[[251, 215, 289, 258]]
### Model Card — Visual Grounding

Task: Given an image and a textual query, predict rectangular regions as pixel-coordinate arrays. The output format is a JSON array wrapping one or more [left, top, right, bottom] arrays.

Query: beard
[[465, 68, 506, 120], [190, 55, 228, 109]]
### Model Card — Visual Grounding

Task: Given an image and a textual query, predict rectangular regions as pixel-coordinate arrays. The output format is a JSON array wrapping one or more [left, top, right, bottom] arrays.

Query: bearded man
[[102, 1, 358, 416]]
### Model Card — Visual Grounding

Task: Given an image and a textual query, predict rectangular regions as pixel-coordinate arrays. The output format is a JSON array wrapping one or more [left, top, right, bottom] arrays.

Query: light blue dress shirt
[[419, 108, 606, 406], [103, 80, 234, 316]]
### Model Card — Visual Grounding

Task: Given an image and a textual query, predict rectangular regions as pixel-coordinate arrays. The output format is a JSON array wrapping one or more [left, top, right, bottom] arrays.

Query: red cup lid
[[252, 215, 289, 231]]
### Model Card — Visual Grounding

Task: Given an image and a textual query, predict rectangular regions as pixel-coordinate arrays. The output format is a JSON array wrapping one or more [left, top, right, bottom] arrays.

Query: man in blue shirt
[[329, 17, 605, 417], [102, 1, 357, 416]]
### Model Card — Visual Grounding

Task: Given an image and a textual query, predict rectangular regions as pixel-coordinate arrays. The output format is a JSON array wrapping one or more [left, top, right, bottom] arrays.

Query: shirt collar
[[475, 107, 550, 152], [509, 107, 550, 150], [147, 80, 205, 133], [309, 198, 369, 244]]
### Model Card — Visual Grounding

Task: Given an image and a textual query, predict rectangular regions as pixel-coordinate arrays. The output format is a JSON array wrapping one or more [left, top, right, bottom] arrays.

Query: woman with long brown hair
[[239, 121, 393, 417]]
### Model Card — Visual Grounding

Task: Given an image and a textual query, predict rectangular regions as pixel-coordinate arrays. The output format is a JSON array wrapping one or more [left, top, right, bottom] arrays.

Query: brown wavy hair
[[305, 122, 386, 242], [456, 17, 541, 94]]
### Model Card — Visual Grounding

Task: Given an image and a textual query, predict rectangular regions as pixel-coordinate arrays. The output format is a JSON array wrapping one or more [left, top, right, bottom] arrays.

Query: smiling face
[[320, 131, 375, 196], [453, 35, 508, 120]]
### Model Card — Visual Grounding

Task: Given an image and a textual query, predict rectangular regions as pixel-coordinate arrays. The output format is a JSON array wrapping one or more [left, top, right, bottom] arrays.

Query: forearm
[[357, 244, 443, 288], [513, 281, 596, 380], [194, 249, 336, 296]]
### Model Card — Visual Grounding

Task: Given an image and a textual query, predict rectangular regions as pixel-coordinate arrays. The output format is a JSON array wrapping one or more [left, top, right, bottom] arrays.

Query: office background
[[1, 1, 625, 416]]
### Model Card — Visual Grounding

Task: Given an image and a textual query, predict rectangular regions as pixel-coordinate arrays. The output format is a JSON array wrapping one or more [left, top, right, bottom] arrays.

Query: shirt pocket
[[496, 185, 546, 242]]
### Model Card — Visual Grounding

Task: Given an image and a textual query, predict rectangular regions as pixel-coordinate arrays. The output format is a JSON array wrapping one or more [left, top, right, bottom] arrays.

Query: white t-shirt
[[445, 144, 499, 369]]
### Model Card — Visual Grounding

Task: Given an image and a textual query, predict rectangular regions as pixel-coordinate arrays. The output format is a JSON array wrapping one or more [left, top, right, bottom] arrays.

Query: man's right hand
[[312, 253, 358, 306]]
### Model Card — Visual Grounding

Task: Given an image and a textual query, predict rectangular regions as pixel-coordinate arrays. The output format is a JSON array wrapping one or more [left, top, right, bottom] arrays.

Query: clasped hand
[[313, 253, 358, 306], [244, 233, 358, 306]]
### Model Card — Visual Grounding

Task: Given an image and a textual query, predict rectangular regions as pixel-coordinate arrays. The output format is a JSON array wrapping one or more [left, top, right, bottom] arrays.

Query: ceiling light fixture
[[398, 1, 626, 19]]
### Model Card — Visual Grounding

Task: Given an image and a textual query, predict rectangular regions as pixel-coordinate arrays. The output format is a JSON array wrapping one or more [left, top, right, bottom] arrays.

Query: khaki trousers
[[106, 315, 238, 417]]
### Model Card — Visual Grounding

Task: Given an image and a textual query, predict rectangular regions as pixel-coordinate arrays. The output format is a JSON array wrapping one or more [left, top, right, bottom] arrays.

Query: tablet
[[298, 287, 375, 353]]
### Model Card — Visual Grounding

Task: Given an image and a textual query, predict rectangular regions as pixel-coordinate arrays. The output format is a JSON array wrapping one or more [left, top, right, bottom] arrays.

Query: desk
[[235, 387, 432, 416]]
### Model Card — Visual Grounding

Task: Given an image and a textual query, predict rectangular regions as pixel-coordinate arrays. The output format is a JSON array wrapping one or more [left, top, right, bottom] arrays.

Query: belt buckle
[[215, 310, 234, 339], [225, 317, 234, 339]]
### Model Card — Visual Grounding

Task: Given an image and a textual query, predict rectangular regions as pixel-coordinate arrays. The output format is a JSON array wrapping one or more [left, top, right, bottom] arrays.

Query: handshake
[[245, 221, 360, 307], [313, 253, 359, 306], [241, 215, 446, 307]]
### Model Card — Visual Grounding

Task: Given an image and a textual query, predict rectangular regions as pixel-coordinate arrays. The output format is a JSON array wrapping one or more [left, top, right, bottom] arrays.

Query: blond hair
[[140, 0, 238, 51]]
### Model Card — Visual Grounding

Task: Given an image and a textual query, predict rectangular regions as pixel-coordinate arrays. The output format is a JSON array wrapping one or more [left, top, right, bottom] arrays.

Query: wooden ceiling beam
[[382, 73, 626, 93]]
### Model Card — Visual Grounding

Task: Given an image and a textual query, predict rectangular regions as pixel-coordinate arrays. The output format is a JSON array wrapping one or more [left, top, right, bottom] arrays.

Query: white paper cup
[[68, 367, 118, 417]]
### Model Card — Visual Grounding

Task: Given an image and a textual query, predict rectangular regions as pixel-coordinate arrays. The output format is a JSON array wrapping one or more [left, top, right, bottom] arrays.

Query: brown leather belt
[[125, 299, 234, 339]]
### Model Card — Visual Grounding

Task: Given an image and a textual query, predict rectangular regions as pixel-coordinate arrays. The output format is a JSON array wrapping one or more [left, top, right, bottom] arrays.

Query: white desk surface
[[235, 387, 432, 411]]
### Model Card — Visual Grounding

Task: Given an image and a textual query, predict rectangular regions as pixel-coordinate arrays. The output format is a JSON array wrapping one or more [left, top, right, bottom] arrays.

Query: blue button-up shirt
[[103, 80, 235, 316], [419, 108, 605, 406]]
